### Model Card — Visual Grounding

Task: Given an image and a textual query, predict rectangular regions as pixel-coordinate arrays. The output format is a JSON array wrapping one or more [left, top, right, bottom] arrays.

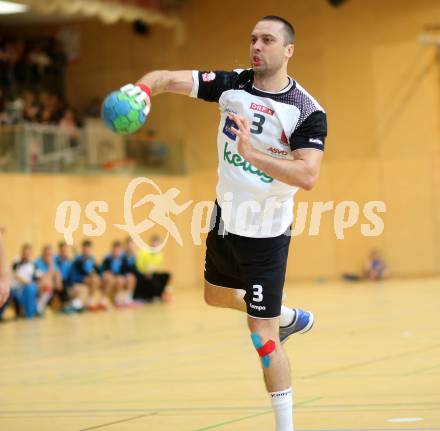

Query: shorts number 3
[[252, 284, 263, 303]]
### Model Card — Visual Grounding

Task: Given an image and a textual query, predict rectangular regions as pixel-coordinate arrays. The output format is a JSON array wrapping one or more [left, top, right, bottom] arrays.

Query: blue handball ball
[[101, 90, 146, 135]]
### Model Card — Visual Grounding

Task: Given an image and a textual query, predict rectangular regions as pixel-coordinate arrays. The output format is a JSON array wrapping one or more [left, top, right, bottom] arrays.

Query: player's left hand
[[229, 113, 254, 160]]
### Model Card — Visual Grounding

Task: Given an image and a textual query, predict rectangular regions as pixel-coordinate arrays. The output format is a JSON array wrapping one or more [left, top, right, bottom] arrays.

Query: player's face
[[250, 21, 293, 75]]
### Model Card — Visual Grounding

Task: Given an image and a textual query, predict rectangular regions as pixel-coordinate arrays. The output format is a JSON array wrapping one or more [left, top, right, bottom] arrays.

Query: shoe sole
[[281, 311, 314, 344]]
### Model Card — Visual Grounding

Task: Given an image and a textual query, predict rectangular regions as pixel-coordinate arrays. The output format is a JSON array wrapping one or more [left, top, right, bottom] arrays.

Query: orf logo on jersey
[[250, 103, 274, 116], [202, 72, 216, 82], [280, 131, 289, 147]]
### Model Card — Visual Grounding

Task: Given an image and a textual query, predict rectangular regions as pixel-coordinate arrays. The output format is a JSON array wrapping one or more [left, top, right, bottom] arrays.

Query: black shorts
[[204, 201, 291, 319]]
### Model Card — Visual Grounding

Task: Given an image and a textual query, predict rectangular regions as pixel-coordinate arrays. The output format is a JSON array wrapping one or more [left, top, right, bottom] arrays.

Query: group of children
[[0, 235, 171, 320]]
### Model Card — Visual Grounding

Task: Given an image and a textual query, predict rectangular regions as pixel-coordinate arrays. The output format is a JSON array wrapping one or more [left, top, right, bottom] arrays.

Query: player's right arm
[[121, 70, 244, 114], [120, 71, 193, 115], [137, 70, 194, 96]]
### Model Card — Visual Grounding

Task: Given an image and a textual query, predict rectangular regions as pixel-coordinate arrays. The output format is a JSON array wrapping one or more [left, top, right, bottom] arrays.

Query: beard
[[252, 64, 276, 79], [252, 62, 268, 75], [251, 57, 283, 78]]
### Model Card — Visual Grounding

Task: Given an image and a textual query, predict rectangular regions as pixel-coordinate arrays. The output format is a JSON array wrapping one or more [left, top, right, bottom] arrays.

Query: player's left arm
[[249, 146, 322, 190], [230, 112, 326, 190]]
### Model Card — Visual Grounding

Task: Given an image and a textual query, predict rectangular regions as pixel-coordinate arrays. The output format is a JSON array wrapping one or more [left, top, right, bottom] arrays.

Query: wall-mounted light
[[0, 1, 28, 14]]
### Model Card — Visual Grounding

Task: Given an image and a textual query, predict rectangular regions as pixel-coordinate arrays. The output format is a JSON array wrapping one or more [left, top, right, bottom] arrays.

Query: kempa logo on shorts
[[249, 303, 266, 311], [223, 142, 273, 183]]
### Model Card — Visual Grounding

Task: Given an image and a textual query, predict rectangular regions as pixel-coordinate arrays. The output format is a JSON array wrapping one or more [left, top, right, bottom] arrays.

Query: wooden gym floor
[[0, 278, 439, 430]]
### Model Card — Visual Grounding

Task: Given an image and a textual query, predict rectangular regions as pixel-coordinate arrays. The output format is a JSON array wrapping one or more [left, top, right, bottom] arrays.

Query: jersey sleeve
[[190, 70, 240, 102], [289, 111, 327, 151]]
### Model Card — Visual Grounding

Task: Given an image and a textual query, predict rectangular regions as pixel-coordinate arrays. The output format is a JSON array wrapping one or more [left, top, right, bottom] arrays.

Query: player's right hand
[[120, 83, 151, 116]]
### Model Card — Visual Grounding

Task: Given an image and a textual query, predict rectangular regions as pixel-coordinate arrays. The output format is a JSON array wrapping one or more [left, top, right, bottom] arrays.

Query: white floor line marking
[[387, 417, 424, 423]]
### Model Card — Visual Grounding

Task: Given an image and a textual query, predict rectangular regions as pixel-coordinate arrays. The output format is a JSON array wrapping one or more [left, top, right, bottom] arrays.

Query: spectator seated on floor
[[71, 240, 105, 311], [364, 249, 388, 282], [0, 243, 38, 320], [135, 235, 171, 302], [121, 237, 138, 302], [101, 240, 135, 307], [342, 250, 389, 283], [34, 244, 63, 314], [55, 241, 85, 313]]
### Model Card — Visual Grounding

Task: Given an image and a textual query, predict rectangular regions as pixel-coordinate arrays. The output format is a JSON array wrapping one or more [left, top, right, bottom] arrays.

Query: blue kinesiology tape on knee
[[251, 332, 275, 368]]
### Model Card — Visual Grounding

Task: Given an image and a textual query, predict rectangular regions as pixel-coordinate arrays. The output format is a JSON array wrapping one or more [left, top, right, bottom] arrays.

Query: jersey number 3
[[250, 113, 265, 135]]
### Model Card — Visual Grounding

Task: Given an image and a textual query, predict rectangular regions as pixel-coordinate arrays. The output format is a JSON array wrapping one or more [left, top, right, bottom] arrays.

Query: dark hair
[[261, 15, 295, 44], [82, 240, 92, 248], [112, 240, 122, 248]]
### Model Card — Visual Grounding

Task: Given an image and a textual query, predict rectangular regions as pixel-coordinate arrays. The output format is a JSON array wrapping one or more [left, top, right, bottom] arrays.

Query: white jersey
[[191, 69, 327, 238], [11, 258, 36, 289]]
